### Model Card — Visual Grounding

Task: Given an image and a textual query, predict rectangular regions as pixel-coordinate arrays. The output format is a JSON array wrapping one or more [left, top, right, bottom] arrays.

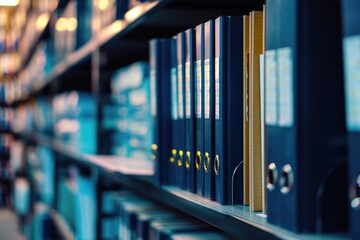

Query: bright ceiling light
[[66, 17, 77, 31], [55, 17, 66, 32], [98, 0, 109, 11], [0, 0, 20, 7], [36, 13, 50, 31], [124, 2, 157, 23]]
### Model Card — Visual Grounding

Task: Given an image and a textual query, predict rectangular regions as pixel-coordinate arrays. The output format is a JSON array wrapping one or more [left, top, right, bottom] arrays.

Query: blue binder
[[214, 16, 244, 205], [184, 28, 196, 193], [170, 37, 179, 186], [265, 0, 281, 227], [195, 24, 205, 196], [266, 0, 348, 232], [342, 0, 360, 239], [203, 20, 215, 200], [176, 32, 187, 189], [149, 39, 172, 185]]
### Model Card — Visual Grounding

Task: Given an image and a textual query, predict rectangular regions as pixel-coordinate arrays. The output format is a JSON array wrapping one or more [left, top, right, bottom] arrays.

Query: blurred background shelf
[[19, 0, 70, 72], [1, 0, 265, 106]]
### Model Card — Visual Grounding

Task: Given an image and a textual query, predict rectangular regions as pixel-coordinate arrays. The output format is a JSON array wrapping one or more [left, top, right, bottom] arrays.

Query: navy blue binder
[[170, 37, 179, 186], [195, 24, 205, 196], [203, 20, 215, 200], [184, 28, 196, 193], [266, 0, 348, 233], [265, 0, 281, 227], [342, 0, 360, 239], [214, 16, 244, 205], [149, 39, 172, 185], [176, 32, 187, 190]]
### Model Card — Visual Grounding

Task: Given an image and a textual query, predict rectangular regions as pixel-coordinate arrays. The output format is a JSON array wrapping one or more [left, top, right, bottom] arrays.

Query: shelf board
[[13, 130, 347, 240], [16, 130, 153, 176]]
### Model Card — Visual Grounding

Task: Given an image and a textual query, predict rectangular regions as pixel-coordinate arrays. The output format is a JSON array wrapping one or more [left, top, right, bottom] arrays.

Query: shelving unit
[[10, 129, 346, 240], [1, 0, 352, 239]]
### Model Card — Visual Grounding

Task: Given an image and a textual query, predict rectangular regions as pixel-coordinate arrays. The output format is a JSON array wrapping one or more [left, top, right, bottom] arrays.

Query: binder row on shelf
[[150, 1, 360, 238], [150, 13, 266, 206]]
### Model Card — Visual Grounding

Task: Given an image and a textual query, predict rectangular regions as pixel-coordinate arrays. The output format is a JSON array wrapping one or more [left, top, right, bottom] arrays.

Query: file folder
[[249, 11, 264, 212], [261, 4, 267, 214], [266, 0, 348, 232], [150, 39, 172, 185], [195, 24, 205, 196], [170, 37, 179, 186], [342, 0, 360, 239], [214, 16, 244, 205], [243, 15, 250, 206], [177, 32, 187, 189], [203, 20, 215, 200], [184, 28, 196, 193]]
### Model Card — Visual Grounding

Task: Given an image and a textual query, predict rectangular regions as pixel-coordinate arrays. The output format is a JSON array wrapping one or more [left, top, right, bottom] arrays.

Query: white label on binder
[[178, 64, 184, 119], [215, 57, 220, 120], [150, 69, 156, 116], [278, 47, 294, 127], [204, 59, 210, 119], [171, 67, 178, 120], [195, 60, 202, 119], [344, 35, 360, 131], [185, 61, 191, 119], [265, 50, 277, 125]]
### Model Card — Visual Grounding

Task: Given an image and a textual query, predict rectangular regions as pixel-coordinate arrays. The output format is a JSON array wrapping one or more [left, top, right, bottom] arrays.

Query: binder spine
[[214, 17, 225, 204], [184, 28, 196, 193], [159, 39, 172, 186], [170, 37, 178, 186], [265, 0, 281, 226], [150, 39, 161, 185], [195, 24, 204, 196], [203, 20, 215, 200], [226, 16, 245, 205], [177, 32, 187, 190]]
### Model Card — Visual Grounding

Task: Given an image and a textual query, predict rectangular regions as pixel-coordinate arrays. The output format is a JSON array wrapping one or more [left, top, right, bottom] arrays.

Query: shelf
[[16, 130, 153, 176], [0, 39, 96, 107], [0, 0, 266, 107], [12, 130, 347, 240]]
